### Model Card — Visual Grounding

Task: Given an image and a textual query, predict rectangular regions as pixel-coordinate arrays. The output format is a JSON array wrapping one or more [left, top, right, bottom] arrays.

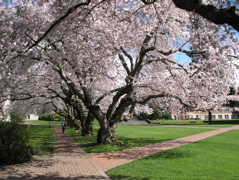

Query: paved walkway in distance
[[92, 125, 239, 171], [0, 126, 110, 180]]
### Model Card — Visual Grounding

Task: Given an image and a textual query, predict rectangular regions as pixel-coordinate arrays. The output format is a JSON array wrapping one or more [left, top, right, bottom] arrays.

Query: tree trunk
[[97, 123, 118, 144], [85, 112, 94, 136], [80, 118, 87, 136], [208, 110, 212, 124], [74, 120, 81, 131], [80, 112, 94, 136]]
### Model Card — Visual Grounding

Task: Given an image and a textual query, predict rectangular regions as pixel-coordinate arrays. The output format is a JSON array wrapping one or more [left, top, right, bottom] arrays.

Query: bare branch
[[171, 0, 239, 31], [136, 93, 193, 110], [120, 46, 134, 71], [157, 49, 206, 56], [26, 0, 92, 52], [96, 87, 124, 104], [118, 54, 131, 75], [227, 54, 239, 60]]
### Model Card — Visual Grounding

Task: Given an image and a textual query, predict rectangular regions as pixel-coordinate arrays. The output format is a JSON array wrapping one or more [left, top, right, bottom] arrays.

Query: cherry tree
[[1, 0, 238, 144]]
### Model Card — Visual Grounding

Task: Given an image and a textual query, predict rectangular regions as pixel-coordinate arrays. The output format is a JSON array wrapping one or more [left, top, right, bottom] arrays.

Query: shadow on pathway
[[0, 126, 110, 180]]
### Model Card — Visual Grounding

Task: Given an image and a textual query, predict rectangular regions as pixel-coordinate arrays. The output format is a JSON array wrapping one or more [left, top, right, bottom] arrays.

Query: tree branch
[[120, 46, 134, 72], [118, 53, 131, 75], [26, 0, 92, 52], [96, 87, 123, 104], [157, 49, 206, 56], [136, 93, 192, 110], [171, 0, 239, 31]]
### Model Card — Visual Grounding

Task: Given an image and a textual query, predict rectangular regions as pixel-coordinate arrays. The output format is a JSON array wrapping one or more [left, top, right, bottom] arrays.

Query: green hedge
[[139, 110, 173, 120], [0, 121, 33, 165], [38, 113, 64, 121]]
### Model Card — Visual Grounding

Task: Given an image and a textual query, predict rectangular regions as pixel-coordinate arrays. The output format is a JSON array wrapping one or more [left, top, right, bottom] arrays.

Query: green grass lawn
[[27, 125, 54, 155], [66, 125, 213, 153], [163, 124, 234, 128], [107, 130, 239, 180], [151, 119, 239, 123], [24, 120, 61, 126], [150, 119, 237, 128], [150, 119, 204, 124]]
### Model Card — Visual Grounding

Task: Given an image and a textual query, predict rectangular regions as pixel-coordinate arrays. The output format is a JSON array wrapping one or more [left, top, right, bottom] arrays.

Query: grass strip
[[27, 125, 54, 155], [66, 125, 213, 153], [107, 130, 239, 180]]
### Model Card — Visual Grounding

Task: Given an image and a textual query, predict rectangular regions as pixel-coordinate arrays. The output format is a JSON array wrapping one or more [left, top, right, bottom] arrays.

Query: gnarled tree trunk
[[97, 123, 118, 144], [208, 110, 212, 124], [85, 112, 94, 136]]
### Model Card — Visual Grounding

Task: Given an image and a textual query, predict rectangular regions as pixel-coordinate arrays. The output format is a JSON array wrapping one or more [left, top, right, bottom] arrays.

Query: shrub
[[39, 113, 64, 121], [121, 115, 130, 122], [138, 111, 173, 120], [139, 112, 150, 120], [163, 113, 173, 120], [10, 112, 23, 123], [0, 121, 33, 165], [148, 109, 163, 120], [148, 113, 157, 120], [153, 109, 163, 119]]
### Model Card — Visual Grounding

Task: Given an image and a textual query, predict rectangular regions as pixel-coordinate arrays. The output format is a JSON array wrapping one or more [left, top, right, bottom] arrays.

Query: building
[[0, 99, 11, 121], [25, 114, 39, 120], [175, 93, 239, 120], [186, 111, 239, 120]]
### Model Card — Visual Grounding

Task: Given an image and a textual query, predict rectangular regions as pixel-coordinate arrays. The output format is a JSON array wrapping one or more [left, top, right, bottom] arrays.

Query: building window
[[218, 115, 222, 119], [27, 115, 30, 119], [232, 115, 239, 119], [225, 115, 229, 119], [205, 115, 208, 120], [212, 115, 216, 120]]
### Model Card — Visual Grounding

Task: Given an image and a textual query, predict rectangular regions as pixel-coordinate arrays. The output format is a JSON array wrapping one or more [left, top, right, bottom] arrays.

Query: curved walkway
[[92, 125, 239, 171], [0, 126, 110, 180]]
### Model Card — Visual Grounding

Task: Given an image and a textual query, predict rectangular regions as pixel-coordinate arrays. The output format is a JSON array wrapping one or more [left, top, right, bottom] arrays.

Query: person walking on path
[[62, 120, 66, 133]]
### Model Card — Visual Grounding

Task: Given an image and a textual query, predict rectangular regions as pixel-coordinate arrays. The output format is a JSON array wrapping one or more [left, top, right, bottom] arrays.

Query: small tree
[[153, 109, 163, 119], [0, 115, 33, 165]]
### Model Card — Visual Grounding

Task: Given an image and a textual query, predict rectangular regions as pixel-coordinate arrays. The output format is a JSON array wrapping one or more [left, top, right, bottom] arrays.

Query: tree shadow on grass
[[144, 149, 192, 160], [93, 139, 195, 162], [29, 135, 54, 155], [77, 136, 173, 153], [67, 129, 171, 153], [95, 138, 171, 154], [108, 175, 149, 180], [118, 137, 169, 147]]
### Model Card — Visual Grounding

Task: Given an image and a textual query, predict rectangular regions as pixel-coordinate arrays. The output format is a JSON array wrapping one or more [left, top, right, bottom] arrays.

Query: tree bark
[[85, 112, 94, 136], [97, 123, 118, 144], [208, 110, 212, 124], [171, 0, 239, 32]]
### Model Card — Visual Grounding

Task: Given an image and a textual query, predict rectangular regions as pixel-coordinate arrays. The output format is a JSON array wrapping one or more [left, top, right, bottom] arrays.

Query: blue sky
[[0, 0, 14, 7], [175, 31, 239, 65], [174, 52, 191, 65]]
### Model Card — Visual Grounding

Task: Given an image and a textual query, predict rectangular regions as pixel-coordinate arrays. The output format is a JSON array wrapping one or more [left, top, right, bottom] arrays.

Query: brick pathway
[[0, 126, 110, 180], [92, 125, 239, 171]]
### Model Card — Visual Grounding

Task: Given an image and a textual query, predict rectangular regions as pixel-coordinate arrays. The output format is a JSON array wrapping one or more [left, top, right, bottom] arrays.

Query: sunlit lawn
[[27, 125, 54, 155], [66, 125, 214, 153], [163, 124, 234, 128], [24, 120, 61, 126], [150, 119, 238, 128], [107, 130, 239, 180]]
